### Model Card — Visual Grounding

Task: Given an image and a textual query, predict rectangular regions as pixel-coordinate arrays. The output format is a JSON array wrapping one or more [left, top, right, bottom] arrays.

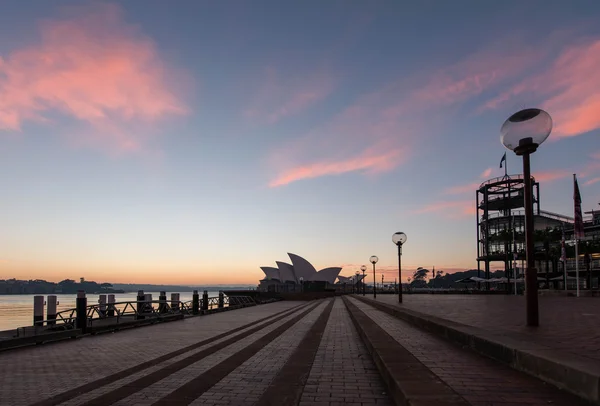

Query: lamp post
[[501, 108, 552, 327], [370, 256, 378, 299], [360, 265, 367, 296], [299, 276, 304, 293], [392, 232, 407, 303]]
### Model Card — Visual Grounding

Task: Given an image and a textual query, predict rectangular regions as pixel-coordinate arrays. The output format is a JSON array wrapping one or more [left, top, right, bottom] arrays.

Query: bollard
[[76, 290, 87, 333], [33, 295, 45, 326], [47, 295, 58, 326], [159, 291, 167, 313], [171, 293, 180, 312], [98, 294, 107, 318], [192, 290, 200, 315], [218, 291, 224, 308], [107, 294, 115, 317], [136, 290, 145, 320], [144, 293, 153, 314], [202, 290, 209, 311]]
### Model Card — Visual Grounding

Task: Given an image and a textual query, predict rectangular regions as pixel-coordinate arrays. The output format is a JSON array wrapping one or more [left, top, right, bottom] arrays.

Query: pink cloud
[[480, 168, 493, 179], [0, 3, 188, 151], [443, 182, 480, 196], [269, 147, 403, 187], [244, 67, 333, 124], [534, 169, 571, 183], [482, 38, 600, 139], [584, 177, 600, 186], [413, 200, 475, 219]]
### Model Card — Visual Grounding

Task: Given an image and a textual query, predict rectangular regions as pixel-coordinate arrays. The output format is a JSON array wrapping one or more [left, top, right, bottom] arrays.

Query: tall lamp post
[[370, 256, 378, 299], [360, 265, 367, 296], [501, 108, 552, 327], [392, 232, 407, 303]]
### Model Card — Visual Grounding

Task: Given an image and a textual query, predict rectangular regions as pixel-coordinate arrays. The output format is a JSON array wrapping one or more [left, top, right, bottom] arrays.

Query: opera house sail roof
[[260, 253, 342, 284]]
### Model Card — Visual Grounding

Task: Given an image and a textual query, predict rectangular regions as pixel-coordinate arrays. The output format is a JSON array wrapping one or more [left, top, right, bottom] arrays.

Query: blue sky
[[1, 1, 599, 284]]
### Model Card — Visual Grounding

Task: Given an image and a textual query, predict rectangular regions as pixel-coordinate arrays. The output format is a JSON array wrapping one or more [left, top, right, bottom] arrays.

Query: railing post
[[202, 290, 209, 311], [144, 294, 153, 314], [76, 290, 87, 333], [136, 290, 145, 320], [192, 290, 200, 315], [107, 294, 115, 317], [171, 293, 180, 312], [47, 295, 57, 326], [98, 294, 107, 318], [33, 295, 45, 327], [218, 291, 224, 308], [159, 291, 167, 313]]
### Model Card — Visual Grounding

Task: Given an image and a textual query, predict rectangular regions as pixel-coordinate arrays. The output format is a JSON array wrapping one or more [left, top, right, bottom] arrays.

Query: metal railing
[[19, 295, 255, 336]]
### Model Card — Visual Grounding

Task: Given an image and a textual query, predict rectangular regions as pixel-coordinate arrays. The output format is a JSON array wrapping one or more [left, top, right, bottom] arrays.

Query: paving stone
[[349, 296, 590, 405]]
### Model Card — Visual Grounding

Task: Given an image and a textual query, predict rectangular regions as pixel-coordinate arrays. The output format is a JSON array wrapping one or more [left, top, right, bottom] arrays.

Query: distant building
[[258, 253, 342, 292]]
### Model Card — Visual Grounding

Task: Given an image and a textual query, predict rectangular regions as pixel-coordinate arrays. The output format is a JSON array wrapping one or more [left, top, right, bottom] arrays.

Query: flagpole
[[576, 239, 580, 297]]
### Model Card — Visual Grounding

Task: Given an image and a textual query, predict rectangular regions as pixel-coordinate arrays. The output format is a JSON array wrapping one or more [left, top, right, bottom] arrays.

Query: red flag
[[574, 174, 585, 239]]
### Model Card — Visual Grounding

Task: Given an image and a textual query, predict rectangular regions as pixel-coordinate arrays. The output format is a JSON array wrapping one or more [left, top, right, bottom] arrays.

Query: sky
[[0, 1, 599, 285]]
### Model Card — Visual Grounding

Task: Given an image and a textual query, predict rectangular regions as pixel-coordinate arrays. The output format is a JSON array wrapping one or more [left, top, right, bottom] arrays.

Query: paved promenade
[[0, 299, 390, 406], [372, 294, 600, 362], [0, 296, 594, 406]]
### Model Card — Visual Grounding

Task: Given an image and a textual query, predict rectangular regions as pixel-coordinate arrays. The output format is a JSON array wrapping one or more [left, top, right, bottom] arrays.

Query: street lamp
[[501, 108, 552, 327], [299, 276, 304, 293], [370, 256, 379, 299], [360, 265, 367, 296], [392, 232, 407, 303]]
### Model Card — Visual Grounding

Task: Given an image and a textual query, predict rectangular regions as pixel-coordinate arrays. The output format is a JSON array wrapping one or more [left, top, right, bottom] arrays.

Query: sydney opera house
[[258, 253, 343, 292]]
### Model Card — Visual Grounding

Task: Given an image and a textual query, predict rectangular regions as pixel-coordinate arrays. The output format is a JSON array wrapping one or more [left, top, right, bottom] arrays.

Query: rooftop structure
[[258, 253, 342, 292]]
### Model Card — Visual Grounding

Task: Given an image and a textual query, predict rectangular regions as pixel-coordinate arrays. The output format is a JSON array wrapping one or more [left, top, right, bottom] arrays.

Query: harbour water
[[0, 291, 222, 331]]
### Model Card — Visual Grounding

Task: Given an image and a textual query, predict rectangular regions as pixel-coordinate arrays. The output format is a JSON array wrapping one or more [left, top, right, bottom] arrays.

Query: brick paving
[[373, 294, 600, 362], [299, 298, 392, 406], [348, 296, 590, 406], [0, 301, 305, 406], [194, 301, 331, 406]]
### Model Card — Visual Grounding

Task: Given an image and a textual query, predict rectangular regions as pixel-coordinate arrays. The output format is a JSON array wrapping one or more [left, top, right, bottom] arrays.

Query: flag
[[574, 174, 585, 239], [560, 226, 566, 262], [499, 152, 506, 169]]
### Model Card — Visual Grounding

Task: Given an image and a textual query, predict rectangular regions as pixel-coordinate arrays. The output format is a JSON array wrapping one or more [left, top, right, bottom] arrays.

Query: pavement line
[[152, 299, 331, 406], [80, 301, 320, 406], [253, 298, 335, 406], [32, 301, 310, 406], [342, 296, 469, 406]]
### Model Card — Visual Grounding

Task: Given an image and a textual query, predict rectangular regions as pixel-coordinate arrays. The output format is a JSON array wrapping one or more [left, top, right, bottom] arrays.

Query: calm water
[[0, 292, 222, 331]]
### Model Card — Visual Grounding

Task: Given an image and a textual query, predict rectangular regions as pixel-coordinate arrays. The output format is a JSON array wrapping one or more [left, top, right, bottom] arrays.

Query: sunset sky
[[1, 1, 599, 285]]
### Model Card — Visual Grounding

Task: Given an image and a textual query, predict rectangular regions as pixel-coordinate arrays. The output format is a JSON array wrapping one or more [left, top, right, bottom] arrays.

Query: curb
[[342, 297, 469, 406], [353, 295, 600, 405]]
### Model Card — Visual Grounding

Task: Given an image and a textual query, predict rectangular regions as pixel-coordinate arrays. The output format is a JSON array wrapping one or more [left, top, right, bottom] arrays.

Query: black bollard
[[98, 294, 107, 318], [159, 291, 167, 313], [136, 290, 145, 320], [47, 295, 57, 326], [202, 290, 209, 311], [107, 294, 115, 317], [192, 290, 200, 315], [218, 291, 224, 308], [76, 290, 87, 333], [33, 295, 44, 327]]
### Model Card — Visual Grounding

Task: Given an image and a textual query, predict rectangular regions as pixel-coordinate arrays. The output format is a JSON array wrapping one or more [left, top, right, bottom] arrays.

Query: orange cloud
[[269, 147, 403, 187], [244, 67, 333, 124], [483, 38, 600, 139], [0, 3, 188, 151], [413, 200, 475, 219]]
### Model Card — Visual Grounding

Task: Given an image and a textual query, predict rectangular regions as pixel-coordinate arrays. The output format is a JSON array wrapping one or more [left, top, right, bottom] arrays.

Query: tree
[[410, 267, 429, 288]]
